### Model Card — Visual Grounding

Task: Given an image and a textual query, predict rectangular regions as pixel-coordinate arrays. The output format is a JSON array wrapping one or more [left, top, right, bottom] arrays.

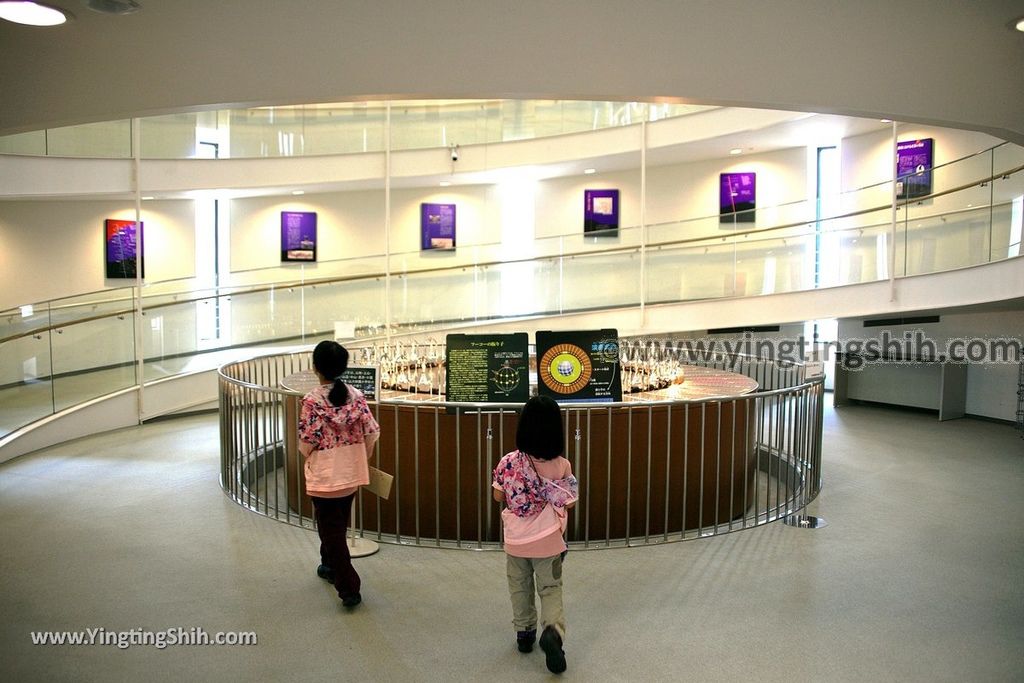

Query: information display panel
[[105, 219, 144, 278], [719, 172, 756, 223], [896, 138, 934, 200], [535, 329, 621, 402], [281, 211, 317, 262], [340, 365, 379, 402], [584, 189, 619, 236], [444, 333, 529, 404], [421, 203, 456, 250]]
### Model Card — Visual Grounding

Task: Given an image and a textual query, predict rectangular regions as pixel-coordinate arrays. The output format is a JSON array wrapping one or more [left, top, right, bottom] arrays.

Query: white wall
[[0, 199, 195, 311]]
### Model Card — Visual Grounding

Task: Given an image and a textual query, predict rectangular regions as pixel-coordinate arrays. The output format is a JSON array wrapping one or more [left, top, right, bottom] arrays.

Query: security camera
[[450, 144, 459, 162]]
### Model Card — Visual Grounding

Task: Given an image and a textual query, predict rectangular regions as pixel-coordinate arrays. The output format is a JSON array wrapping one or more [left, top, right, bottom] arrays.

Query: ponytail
[[328, 378, 350, 407], [312, 340, 350, 406]]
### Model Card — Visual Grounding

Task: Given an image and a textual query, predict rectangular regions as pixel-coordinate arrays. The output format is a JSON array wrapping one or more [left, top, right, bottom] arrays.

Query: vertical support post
[[132, 118, 145, 423], [384, 102, 392, 341], [889, 119, 898, 301], [640, 112, 648, 325]]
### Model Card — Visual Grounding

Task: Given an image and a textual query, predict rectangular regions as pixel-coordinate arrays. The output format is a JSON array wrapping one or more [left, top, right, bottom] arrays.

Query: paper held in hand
[[365, 466, 394, 500]]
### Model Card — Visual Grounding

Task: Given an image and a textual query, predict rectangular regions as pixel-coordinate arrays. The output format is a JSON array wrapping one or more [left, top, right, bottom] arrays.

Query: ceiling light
[[141, 196, 154, 200], [291, 190, 304, 195], [729, 148, 742, 155], [880, 119, 893, 123], [0, 1, 69, 25], [439, 181, 452, 187], [1014, 16, 1024, 32], [583, 168, 597, 175], [82, 0, 140, 15]]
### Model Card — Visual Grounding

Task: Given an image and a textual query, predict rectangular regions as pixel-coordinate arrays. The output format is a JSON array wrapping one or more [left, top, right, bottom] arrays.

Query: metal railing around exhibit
[[218, 349, 824, 549]]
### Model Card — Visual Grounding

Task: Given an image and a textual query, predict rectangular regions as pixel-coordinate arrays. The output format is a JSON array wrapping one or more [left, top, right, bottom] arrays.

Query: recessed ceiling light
[[141, 196, 154, 201], [83, 0, 141, 15], [729, 148, 743, 155], [1013, 16, 1024, 32], [583, 168, 597, 175], [0, 1, 69, 26], [291, 190, 304, 195], [880, 119, 893, 123], [439, 181, 452, 187]]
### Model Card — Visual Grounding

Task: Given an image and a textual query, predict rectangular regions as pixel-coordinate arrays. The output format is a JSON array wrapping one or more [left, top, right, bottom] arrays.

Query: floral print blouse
[[493, 450, 578, 518], [298, 384, 379, 451]]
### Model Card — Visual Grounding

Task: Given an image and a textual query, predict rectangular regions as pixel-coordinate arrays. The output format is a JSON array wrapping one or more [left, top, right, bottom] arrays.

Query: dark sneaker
[[516, 628, 536, 653], [316, 564, 335, 584], [539, 625, 566, 674], [341, 592, 362, 608]]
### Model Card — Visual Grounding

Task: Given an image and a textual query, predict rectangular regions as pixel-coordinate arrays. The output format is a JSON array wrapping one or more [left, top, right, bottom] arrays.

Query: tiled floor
[[0, 403, 1022, 681]]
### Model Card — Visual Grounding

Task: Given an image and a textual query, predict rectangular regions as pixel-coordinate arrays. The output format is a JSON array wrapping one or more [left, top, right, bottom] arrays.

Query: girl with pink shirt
[[492, 395, 578, 674], [298, 341, 380, 609]]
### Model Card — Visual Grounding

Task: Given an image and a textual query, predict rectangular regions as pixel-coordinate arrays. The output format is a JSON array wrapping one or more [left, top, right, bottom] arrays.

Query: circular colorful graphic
[[539, 344, 592, 395]]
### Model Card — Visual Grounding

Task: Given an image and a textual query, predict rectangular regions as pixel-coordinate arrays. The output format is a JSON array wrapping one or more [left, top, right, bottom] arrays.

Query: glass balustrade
[[1, 129, 1021, 441], [0, 100, 717, 160]]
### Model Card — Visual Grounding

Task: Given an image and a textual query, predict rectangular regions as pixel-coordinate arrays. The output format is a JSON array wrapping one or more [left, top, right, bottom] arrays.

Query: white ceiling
[[1, 1, 1022, 144]]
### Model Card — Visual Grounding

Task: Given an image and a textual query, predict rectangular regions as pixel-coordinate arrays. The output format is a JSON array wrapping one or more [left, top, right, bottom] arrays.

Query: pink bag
[[304, 442, 370, 496]]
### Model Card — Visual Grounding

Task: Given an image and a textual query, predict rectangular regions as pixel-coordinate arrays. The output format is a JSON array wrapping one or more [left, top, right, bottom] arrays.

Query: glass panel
[[647, 242, 736, 301], [0, 333, 54, 437], [0, 301, 52, 344], [51, 314, 135, 411], [991, 146, 1024, 262], [45, 120, 132, 158], [140, 112, 199, 159], [48, 289, 136, 329], [142, 298, 200, 381], [0, 130, 46, 155], [904, 149, 994, 276], [228, 107, 304, 158], [304, 278, 387, 340]]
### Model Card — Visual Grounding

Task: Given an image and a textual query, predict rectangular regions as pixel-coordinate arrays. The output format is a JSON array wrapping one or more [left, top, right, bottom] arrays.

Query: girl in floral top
[[493, 395, 578, 674], [298, 340, 379, 608]]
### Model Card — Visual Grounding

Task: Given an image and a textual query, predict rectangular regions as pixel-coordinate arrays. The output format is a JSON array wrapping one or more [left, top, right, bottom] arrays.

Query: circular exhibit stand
[[281, 365, 762, 546]]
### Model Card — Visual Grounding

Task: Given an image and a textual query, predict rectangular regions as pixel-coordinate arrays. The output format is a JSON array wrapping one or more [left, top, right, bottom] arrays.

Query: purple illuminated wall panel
[[281, 211, 317, 262], [421, 203, 456, 250], [105, 219, 144, 278], [720, 172, 756, 223], [896, 138, 934, 200], [584, 189, 619, 236]]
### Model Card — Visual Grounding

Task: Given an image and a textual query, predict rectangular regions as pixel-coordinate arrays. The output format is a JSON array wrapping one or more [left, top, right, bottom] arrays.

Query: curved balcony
[[0, 101, 1022, 460]]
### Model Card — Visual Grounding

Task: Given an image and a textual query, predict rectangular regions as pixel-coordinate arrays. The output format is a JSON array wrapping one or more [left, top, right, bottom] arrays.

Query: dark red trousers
[[312, 494, 361, 600]]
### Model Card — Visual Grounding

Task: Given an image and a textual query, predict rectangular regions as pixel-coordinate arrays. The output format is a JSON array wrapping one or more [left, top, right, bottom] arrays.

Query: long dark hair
[[312, 340, 350, 407], [515, 395, 564, 460]]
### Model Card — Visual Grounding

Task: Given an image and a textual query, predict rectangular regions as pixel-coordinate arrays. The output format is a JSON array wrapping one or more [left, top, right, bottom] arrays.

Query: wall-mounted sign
[[105, 219, 144, 278], [281, 211, 317, 262], [444, 333, 529, 404], [720, 172, 756, 223], [421, 203, 456, 250], [896, 138, 934, 200], [535, 329, 621, 402], [584, 189, 619, 236]]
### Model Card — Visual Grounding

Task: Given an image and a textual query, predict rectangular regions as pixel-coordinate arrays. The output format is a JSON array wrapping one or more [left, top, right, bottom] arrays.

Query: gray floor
[[1, 402, 1022, 682]]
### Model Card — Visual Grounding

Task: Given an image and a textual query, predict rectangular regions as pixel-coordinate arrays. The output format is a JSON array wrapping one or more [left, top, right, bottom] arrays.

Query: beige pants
[[506, 554, 565, 638]]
